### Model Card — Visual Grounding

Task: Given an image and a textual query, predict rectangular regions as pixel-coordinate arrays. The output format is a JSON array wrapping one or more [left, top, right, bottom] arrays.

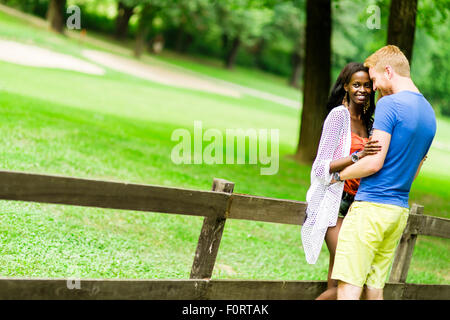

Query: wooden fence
[[0, 170, 448, 300]]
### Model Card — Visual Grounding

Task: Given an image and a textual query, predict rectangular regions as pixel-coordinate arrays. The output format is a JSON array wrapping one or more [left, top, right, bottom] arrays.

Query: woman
[[300, 62, 381, 300]]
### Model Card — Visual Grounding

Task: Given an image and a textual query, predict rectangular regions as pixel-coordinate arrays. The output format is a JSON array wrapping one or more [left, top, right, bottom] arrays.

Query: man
[[330, 45, 436, 300]]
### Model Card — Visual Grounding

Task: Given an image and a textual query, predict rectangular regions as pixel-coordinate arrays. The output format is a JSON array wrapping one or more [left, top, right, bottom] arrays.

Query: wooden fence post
[[389, 204, 424, 283], [190, 178, 234, 279]]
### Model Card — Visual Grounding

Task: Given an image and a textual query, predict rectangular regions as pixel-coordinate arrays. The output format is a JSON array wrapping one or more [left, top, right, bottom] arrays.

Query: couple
[[302, 45, 436, 300]]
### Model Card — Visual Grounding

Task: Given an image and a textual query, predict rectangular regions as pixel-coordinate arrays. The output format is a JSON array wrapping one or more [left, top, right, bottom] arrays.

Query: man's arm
[[339, 129, 391, 180]]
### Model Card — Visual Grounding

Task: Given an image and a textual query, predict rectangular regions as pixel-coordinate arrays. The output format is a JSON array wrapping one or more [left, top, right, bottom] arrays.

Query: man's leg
[[364, 204, 409, 297], [337, 281, 363, 300], [331, 202, 377, 299], [364, 286, 383, 300]]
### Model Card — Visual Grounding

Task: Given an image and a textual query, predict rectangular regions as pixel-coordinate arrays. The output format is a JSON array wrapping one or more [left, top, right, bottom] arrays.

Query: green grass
[[0, 7, 448, 284], [150, 50, 302, 102]]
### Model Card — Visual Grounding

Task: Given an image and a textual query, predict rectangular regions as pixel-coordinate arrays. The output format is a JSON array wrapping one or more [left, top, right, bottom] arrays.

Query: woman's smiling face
[[345, 71, 372, 106]]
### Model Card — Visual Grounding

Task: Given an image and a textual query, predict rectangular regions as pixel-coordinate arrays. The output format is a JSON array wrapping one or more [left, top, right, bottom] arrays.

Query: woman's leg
[[315, 217, 344, 300]]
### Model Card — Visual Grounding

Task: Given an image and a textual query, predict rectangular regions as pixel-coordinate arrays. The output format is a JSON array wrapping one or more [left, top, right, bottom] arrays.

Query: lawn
[[0, 7, 448, 284]]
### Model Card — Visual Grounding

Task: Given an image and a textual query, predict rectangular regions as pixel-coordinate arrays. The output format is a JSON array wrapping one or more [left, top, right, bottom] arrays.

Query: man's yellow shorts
[[331, 201, 409, 289]]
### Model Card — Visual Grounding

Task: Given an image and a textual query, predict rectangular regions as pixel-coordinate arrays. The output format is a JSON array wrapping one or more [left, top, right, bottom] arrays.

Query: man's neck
[[392, 76, 420, 94]]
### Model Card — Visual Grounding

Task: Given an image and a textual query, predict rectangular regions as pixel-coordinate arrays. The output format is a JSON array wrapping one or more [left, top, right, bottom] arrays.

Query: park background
[[0, 0, 448, 285]]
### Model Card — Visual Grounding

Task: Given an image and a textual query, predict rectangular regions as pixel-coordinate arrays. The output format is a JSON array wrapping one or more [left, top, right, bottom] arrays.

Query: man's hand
[[339, 129, 391, 181]]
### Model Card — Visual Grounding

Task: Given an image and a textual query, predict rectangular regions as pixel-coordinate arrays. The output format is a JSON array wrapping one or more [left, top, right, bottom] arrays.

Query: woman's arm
[[329, 155, 357, 173], [310, 109, 344, 184]]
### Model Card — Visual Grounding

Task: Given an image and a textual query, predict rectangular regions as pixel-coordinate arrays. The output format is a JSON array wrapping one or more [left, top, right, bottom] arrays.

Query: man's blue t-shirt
[[355, 91, 436, 208]]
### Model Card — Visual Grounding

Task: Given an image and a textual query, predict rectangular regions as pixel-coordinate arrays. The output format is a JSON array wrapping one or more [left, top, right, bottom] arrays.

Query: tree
[[387, 0, 418, 63], [413, 0, 450, 116], [269, 0, 305, 87], [295, 0, 331, 163], [115, 0, 137, 40], [134, 3, 156, 57], [163, 0, 213, 53], [214, 0, 274, 69], [133, 0, 168, 58], [133, 0, 212, 57], [46, 0, 66, 33]]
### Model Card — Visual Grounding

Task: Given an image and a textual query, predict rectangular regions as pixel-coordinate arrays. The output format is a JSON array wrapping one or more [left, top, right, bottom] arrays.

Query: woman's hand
[[359, 138, 382, 159]]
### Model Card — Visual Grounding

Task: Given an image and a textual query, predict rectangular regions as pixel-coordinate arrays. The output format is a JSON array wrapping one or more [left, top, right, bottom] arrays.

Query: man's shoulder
[[377, 94, 396, 106], [375, 95, 397, 116], [385, 90, 427, 106]]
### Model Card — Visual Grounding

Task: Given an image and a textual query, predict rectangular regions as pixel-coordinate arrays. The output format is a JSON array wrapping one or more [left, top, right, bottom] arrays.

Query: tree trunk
[[175, 26, 185, 52], [295, 0, 331, 164], [175, 26, 193, 53], [182, 33, 194, 53], [115, 1, 135, 40], [253, 38, 266, 69], [387, 0, 418, 63], [134, 5, 154, 58], [221, 33, 229, 53], [46, 0, 66, 33], [289, 51, 302, 88], [134, 24, 151, 58], [225, 37, 240, 69]]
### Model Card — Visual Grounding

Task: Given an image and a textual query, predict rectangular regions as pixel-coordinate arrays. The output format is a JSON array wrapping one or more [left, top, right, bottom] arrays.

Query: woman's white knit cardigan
[[301, 105, 351, 264]]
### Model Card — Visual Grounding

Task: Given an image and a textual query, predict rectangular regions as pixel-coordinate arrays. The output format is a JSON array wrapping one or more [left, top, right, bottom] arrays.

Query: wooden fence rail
[[1, 278, 449, 300], [0, 170, 448, 299]]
